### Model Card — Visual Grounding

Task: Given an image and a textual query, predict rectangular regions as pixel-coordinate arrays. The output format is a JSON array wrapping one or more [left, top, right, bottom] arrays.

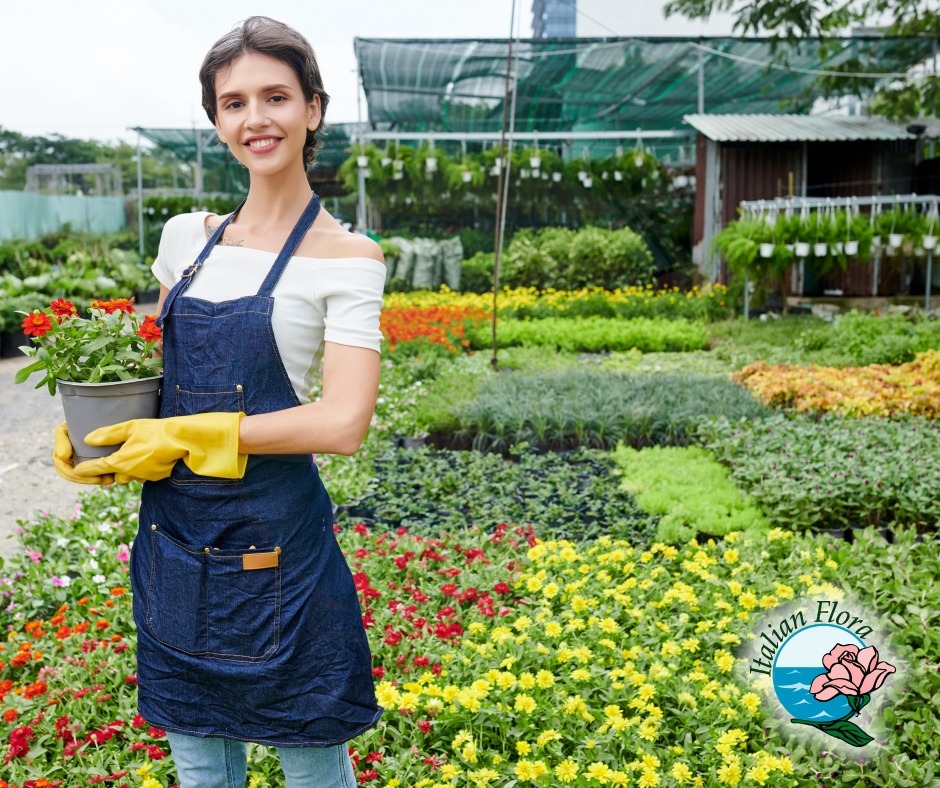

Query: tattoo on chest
[[206, 225, 244, 247]]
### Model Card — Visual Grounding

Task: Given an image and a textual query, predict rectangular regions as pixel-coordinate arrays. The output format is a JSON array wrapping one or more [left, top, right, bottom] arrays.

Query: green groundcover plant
[[699, 413, 940, 533], [340, 447, 656, 544], [1, 485, 939, 786], [467, 317, 709, 354], [612, 445, 770, 543]]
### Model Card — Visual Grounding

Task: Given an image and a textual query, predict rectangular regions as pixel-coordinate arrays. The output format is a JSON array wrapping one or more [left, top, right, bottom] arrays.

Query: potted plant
[[15, 297, 164, 464]]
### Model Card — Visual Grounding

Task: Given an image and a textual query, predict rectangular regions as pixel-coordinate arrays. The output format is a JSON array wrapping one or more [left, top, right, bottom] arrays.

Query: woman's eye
[[269, 95, 287, 103], [223, 100, 244, 111]]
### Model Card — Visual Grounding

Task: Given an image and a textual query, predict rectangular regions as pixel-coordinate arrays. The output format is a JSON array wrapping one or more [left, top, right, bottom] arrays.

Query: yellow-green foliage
[[613, 445, 769, 543]]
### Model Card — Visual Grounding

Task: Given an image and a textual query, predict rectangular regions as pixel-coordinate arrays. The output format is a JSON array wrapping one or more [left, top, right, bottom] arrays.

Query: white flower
[[56, 537, 69, 548], [98, 523, 113, 534], [92, 574, 106, 584], [88, 559, 100, 571]]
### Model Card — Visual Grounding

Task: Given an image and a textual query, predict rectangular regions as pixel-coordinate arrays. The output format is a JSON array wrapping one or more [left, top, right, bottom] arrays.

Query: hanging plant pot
[[58, 376, 163, 466], [844, 240, 859, 256], [871, 235, 882, 250], [795, 241, 810, 257], [759, 243, 775, 258], [922, 235, 937, 250], [814, 242, 828, 257], [889, 233, 904, 248]]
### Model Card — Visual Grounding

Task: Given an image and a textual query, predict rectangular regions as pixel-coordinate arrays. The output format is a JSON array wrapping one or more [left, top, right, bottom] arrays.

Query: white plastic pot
[[356, 155, 369, 168], [889, 233, 904, 248], [759, 243, 775, 258], [814, 243, 828, 257], [795, 242, 810, 257], [844, 240, 859, 255], [922, 235, 937, 250], [552, 172, 562, 182]]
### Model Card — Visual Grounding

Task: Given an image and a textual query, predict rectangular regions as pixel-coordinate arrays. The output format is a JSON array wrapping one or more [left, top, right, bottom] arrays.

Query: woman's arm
[[237, 341, 380, 456]]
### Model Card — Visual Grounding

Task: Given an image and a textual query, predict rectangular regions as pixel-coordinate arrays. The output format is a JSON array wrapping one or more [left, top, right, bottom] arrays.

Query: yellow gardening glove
[[72, 412, 248, 484], [53, 422, 116, 485]]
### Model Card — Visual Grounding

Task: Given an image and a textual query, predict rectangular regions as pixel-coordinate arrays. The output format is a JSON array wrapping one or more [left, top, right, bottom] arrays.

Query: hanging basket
[[795, 241, 810, 257], [844, 240, 859, 256], [889, 233, 904, 248], [923, 235, 938, 250], [759, 243, 775, 258], [814, 242, 828, 257]]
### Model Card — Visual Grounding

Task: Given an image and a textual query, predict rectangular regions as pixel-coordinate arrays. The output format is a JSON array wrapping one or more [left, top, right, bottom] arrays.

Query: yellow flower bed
[[732, 350, 940, 418], [383, 284, 729, 321]]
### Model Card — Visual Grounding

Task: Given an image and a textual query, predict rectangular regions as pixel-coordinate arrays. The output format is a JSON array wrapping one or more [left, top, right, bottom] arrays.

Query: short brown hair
[[199, 16, 330, 166]]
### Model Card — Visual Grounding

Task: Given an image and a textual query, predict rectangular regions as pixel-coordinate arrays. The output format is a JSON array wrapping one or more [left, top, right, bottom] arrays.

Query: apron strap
[[158, 201, 246, 325], [256, 193, 321, 297]]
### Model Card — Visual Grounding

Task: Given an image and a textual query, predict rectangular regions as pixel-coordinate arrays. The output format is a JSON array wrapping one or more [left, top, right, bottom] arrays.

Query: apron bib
[[131, 195, 382, 746]]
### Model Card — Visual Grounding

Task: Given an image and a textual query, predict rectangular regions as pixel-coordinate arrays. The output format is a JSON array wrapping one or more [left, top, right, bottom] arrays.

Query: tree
[[663, 0, 940, 120]]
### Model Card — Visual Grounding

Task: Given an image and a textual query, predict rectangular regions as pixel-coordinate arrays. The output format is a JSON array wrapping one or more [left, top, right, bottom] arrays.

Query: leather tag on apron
[[242, 551, 280, 571]]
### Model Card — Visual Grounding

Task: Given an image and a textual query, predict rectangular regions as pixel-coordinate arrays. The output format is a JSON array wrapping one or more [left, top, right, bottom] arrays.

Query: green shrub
[[446, 369, 769, 452], [460, 252, 494, 293], [612, 444, 769, 543], [500, 226, 654, 290], [700, 413, 940, 532], [340, 447, 656, 543]]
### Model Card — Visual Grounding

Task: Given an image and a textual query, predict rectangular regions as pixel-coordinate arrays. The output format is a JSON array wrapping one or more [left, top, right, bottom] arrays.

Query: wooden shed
[[685, 113, 940, 295]]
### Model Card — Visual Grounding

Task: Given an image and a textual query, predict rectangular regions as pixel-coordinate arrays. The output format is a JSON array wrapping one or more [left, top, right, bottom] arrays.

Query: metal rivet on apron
[[151, 524, 157, 531], [204, 547, 210, 554], [274, 547, 282, 555], [235, 384, 243, 392], [249, 545, 256, 550], [176, 384, 180, 391]]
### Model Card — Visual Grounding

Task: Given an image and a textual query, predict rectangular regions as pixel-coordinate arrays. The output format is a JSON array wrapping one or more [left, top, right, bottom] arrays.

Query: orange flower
[[2, 708, 18, 723], [90, 297, 135, 314], [21, 310, 53, 337], [49, 297, 77, 320], [136, 315, 162, 342], [110, 587, 127, 596]]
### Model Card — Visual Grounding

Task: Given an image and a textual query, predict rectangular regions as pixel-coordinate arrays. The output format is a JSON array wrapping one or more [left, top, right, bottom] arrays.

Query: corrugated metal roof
[[682, 114, 940, 142]]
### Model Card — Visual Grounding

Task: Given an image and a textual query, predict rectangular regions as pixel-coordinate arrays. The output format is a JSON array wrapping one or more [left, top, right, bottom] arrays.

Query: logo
[[749, 599, 897, 748]]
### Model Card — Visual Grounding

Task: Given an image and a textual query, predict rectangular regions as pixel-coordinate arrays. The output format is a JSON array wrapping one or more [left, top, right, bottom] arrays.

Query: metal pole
[[491, 0, 517, 372], [743, 271, 750, 320], [697, 43, 705, 114], [136, 133, 144, 257], [357, 162, 368, 231], [927, 249, 934, 314], [195, 130, 204, 206]]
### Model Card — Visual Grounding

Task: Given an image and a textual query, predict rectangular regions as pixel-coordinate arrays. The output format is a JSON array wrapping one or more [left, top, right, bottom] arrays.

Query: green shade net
[[355, 35, 935, 159]]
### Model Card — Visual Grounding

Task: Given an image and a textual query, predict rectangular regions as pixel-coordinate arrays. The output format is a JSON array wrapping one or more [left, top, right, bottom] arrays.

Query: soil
[[0, 354, 84, 559]]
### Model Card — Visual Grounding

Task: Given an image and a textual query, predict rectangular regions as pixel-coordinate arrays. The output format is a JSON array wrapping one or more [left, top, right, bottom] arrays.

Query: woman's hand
[[238, 342, 380, 456]]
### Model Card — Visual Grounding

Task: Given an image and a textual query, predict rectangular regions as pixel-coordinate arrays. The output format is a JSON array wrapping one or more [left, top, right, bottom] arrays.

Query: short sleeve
[[321, 262, 386, 352]]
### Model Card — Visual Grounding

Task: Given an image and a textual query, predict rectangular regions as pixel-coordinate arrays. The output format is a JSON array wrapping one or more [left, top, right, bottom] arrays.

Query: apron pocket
[[175, 383, 245, 416], [146, 526, 208, 656], [146, 526, 281, 663], [206, 548, 281, 662]]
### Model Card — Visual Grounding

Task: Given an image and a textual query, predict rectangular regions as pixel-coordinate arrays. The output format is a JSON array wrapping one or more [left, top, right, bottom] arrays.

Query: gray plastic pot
[[58, 376, 162, 465]]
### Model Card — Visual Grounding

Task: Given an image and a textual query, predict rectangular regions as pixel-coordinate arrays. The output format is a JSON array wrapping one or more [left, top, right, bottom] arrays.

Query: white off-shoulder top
[[151, 212, 385, 404]]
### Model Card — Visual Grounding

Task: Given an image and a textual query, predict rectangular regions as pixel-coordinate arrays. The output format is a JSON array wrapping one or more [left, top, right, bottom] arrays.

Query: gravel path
[[0, 354, 84, 559]]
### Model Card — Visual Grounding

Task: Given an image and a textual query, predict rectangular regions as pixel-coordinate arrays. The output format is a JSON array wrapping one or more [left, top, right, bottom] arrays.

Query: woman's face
[[213, 51, 320, 176]]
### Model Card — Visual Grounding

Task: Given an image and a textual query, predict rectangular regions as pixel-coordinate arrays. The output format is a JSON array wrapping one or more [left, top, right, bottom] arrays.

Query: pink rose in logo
[[810, 644, 896, 701]]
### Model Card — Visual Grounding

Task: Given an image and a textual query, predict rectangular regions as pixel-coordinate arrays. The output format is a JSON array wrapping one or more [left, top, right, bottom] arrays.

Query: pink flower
[[809, 644, 896, 701], [27, 550, 42, 564], [115, 544, 130, 564]]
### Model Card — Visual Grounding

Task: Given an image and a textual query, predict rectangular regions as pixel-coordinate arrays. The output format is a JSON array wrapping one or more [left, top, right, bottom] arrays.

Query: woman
[[57, 16, 384, 787]]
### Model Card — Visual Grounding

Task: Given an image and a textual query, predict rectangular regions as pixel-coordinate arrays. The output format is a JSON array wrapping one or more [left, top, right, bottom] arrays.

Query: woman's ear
[[307, 94, 322, 132]]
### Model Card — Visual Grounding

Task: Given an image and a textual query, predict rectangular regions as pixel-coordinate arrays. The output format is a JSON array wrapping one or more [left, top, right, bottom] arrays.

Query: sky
[[1, 0, 735, 144]]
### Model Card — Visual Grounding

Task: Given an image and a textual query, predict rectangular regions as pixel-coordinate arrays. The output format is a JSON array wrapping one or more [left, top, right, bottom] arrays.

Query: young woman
[[56, 16, 385, 788]]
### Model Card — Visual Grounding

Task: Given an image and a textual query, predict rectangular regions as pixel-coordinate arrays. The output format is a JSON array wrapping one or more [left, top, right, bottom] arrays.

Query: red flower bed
[[379, 305, 486, 353]]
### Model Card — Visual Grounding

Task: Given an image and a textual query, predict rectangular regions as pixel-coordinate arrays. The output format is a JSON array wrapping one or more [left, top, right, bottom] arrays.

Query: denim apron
[[131, 194, 382, 747]]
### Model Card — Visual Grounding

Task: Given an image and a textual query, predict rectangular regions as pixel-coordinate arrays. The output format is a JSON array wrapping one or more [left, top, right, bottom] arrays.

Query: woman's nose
[[246, 99, 270, 127]]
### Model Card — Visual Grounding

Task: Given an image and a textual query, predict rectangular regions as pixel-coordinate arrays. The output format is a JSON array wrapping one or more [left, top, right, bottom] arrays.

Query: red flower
[[22, 310, 53, 337], [494, 582, 511, 595], [136, 315, 162, 342], [357, 769, 379, 782], [90, 298, 135, 314], [1, 709, 18, 723], [418, 719, 432, 733], [49, 298, 77, 320]]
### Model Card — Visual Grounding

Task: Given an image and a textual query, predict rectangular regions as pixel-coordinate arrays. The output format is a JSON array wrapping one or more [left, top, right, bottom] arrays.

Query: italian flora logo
[[751, 600, 896, 747]]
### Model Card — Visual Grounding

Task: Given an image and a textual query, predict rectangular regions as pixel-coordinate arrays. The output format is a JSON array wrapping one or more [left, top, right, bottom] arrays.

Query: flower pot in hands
[[58, 376, 163, 465]]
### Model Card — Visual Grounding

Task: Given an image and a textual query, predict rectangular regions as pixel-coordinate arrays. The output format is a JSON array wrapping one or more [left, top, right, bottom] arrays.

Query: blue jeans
[[166, 731, 357, 788]]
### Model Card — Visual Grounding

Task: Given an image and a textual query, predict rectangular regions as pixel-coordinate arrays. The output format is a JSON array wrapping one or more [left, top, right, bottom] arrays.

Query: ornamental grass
[[732, 351, 940, 419]]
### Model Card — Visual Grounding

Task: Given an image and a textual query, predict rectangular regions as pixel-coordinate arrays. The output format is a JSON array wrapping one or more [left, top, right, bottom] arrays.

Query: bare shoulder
[[308, 222, 385, 263]]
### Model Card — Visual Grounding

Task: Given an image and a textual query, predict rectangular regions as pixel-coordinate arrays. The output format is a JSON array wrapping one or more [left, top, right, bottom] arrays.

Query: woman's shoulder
[[305, 223, 384, 264], [162, 211, 212, 245]]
